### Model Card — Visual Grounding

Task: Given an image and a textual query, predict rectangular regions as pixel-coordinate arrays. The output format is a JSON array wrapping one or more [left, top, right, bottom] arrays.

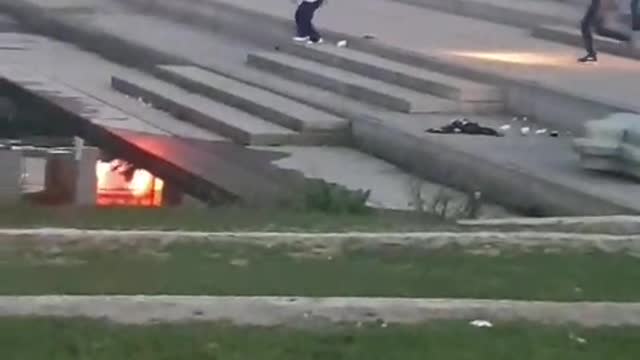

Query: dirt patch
[[1, 296, 640, 327], [0, 229, 639, 255]]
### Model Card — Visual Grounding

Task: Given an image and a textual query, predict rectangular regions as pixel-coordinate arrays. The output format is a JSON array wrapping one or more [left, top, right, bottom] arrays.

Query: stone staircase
[[111, 42, 505, 148], [246, 44, 504, 115], [110, 66, 349, 146]]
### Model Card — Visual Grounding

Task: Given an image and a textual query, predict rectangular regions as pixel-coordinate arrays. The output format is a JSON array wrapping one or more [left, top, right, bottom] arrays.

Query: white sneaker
[[306, 38, 324, 45], [293, 36, 309, 42]]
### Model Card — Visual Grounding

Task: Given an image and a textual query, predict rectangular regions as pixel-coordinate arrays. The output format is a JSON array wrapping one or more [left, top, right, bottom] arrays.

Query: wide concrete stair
[[153, 65, 348, 135], [278, 44, 503, 104], [532, 25, 640, 60], [246, 47, 505, 114], [389, 0, 581, 29], [111, 69, 349, 146]]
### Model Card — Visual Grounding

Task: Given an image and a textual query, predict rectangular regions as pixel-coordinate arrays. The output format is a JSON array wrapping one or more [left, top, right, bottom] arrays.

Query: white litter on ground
[[470, 319, 494, 328]]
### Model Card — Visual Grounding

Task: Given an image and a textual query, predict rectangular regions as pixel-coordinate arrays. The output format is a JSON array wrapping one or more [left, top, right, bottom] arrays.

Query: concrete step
[[532, 25, 640, 61], [279, 43, 503, 104], [247, 51, 461, 113], [197, 61, 405, 121], [389, 0, 580, 29], [110, 75, 300, 146], [154, 65, 349, 136]]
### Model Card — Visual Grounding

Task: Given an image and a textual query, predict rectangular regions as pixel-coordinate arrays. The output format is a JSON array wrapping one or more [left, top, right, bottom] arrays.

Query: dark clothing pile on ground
[[426, 118, 503, 137]]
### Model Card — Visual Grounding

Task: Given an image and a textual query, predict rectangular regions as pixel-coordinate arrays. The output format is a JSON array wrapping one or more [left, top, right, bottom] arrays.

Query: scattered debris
[[535, 128, 548, 135], [426, 118, 503, 137], [337, 40, 348, 47], [569, 332, 588, 344], [499, 124, 511, 131], [229, 258, 249, 267], [470, 319, 493, 328]]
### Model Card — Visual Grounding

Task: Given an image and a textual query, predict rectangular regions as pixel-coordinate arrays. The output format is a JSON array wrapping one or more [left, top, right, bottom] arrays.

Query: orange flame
[[95, 159, 164, 207]]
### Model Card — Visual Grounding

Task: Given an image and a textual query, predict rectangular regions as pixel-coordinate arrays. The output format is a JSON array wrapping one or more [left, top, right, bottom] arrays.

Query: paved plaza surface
[[208, 0, 640, 113]]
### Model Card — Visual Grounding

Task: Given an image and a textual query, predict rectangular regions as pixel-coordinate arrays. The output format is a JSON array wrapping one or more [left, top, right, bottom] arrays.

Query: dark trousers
[[295, 0, 323, 41], [632, 0, 640, 31], [581, 0, 630, 55]]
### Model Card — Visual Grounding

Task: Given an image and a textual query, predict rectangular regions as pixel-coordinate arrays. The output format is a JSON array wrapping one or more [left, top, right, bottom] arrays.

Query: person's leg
[[308, 0, 324, 43], [294, 2, 311, 40], [580, 0, 599, 58]]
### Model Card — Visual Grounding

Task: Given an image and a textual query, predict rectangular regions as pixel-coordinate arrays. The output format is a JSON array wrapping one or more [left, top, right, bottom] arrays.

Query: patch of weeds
[[303, 180, 371, 214]]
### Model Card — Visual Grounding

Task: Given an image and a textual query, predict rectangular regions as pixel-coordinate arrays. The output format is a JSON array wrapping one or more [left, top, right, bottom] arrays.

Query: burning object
[[96, 159, 164, 207]]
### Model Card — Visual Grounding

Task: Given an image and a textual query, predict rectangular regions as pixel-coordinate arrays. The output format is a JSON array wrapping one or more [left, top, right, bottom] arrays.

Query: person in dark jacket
[[579, 0, 630, 62]]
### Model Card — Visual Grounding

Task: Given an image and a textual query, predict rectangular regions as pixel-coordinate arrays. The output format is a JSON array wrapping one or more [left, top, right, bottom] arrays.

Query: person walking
[[293, 0, 325, 45], [579, 0, 630, 62]]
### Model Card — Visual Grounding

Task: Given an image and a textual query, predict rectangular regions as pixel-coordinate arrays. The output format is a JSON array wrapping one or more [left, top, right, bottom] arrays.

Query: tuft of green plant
[[303, 180, 371, 214]]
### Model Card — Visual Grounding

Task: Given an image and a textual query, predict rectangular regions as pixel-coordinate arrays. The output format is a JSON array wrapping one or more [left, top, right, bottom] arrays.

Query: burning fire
[[95, 159, 164, 207]]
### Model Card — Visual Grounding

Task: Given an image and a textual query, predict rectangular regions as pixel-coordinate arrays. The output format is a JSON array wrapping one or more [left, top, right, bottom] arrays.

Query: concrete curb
[[460, 215, 640, 226], [1, 295, 640, 327], [1, 228, 640, 252]]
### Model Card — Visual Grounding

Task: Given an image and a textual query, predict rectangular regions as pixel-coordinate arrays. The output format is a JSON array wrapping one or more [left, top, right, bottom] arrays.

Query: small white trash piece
[[337, 40, 348, 47], [520, 127, 531, 135], [469, 320, 493, 328]]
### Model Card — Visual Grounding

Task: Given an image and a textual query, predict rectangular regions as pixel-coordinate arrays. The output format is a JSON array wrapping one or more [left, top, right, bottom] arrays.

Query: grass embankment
[[1, 319, 638, 359], [0, 205, 447, 232], [1, 239, 639, 301]]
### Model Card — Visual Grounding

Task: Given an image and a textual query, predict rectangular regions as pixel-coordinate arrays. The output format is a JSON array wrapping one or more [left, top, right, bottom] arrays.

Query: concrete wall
[[0, 148, 21, 203]]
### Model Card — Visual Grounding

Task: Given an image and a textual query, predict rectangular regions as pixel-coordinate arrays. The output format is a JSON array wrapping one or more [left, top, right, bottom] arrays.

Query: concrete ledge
[[389, 0, 579, 29], [352, 115, 638, 216], [532, 25, 640, 61], [1, 228, 640, 252], [2, 295, 640, 327], [0, 1, 188, 71]]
